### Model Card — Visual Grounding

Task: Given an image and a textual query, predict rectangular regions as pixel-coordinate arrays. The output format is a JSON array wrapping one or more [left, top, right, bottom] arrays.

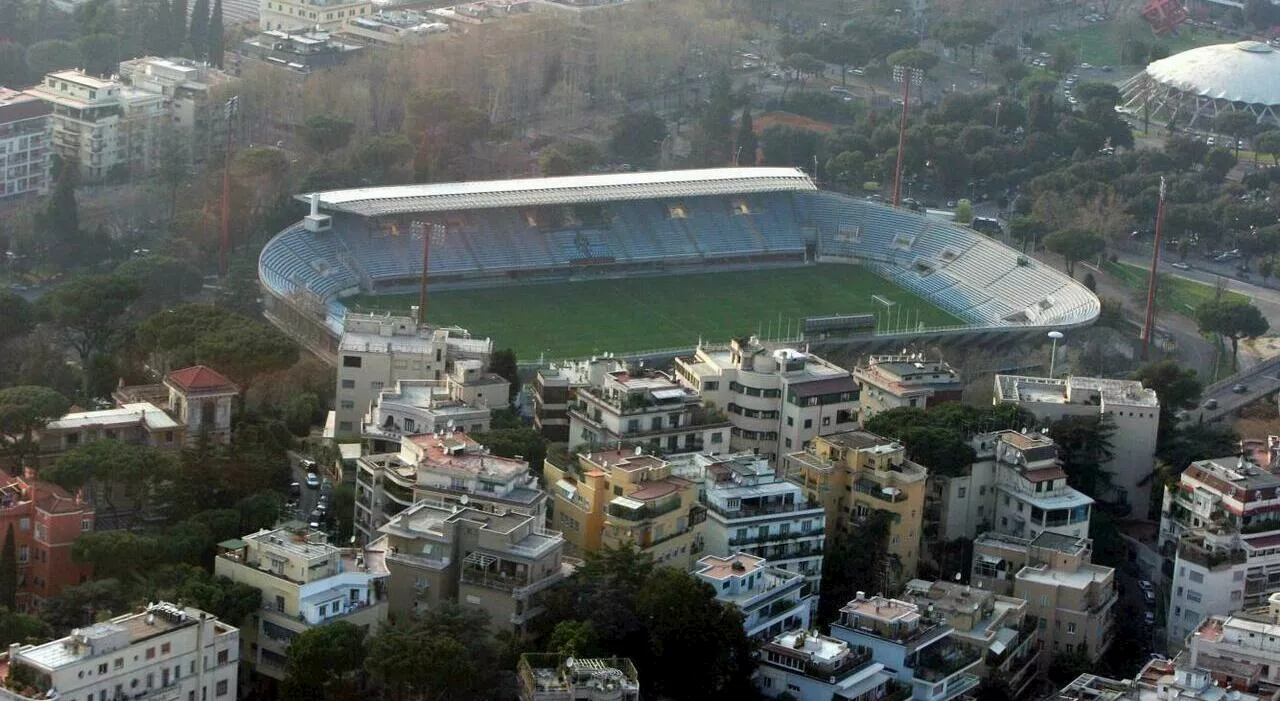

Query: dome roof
[[1145, 41, 1280, 106]]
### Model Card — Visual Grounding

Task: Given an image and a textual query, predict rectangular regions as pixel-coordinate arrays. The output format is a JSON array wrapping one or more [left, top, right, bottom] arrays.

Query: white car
[[305, 473, 321, 489], [1144, 612, 1156, 626]]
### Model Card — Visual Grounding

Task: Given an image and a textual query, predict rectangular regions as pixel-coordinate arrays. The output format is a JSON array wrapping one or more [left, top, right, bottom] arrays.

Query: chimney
[[309, 193, 320, 217]]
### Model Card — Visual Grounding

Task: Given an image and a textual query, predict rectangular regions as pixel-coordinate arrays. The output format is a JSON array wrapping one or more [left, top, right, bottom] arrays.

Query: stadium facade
[[258, 168, 1099, 362], [1120, 40, 1280, 129]]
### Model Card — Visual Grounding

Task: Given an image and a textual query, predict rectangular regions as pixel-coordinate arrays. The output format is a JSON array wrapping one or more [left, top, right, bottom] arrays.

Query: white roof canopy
[[298, 167, 817, 217], [1144, 41, 1280, 106]]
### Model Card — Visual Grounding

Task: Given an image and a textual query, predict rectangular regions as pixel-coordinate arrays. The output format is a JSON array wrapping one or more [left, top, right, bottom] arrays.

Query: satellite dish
[[459, 494, 469, 505]]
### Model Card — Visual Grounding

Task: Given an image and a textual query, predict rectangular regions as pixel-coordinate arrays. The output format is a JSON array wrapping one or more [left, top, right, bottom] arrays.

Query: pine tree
[[0, 524, 18, 611], [735, 106, 757, 166], [40, 157, 82, 266], [208, 0, 223, 67], [0, 0, 20, 42], [170, 0, 188, 54], [188, 0, 208, 60]]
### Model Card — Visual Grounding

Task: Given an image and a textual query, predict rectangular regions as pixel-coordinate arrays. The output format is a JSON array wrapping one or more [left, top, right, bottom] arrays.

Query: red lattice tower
[[1141, 0, 1189, 36]]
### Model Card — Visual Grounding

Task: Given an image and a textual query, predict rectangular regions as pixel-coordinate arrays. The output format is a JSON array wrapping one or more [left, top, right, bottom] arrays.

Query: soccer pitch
[[348, 264, 965, 360]]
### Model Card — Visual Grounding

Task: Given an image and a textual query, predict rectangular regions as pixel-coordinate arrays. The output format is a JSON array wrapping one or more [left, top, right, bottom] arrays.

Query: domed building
[[1119, 40, 1280, 129]]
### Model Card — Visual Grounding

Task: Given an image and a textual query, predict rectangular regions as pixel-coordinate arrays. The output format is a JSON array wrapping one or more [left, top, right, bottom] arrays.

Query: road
[[287, 451, 331, 528], [1188, 355, 1280, 423], [1115, 249, 1280, 337]]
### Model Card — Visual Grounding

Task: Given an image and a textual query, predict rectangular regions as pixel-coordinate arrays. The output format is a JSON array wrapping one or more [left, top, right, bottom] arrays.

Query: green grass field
[[1102, 260, 1249, 315], [347, 265, 964, 359], [1053, 22, 1228, 66]]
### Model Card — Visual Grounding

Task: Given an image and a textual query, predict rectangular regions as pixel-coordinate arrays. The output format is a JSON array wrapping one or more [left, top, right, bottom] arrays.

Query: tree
[[735, 107, 757, 165], [690, 73, 734, 166], [1049, 415, 1115, 500], [38, 155, 81, 258], [1132, 360, 1202, 442], [46, 439, 176, 528], [538, 148, 575, 176], [954, 199, 974, 224], [364, 606, 498, 701], [549, 620, 599, 656], [1043, 228, 1105, 277], [0, 525, 16, 611], [75, 32, 119, 77], [1049, 648, 1094, 686], [1157, 423, 1239, 480], [0, 386, 70, 468], [471, 427, 546, 474], [39, 275, 140, 390], [819, 511, 892, 622], [886, 48, 939, 73], [0, 609, 51, 647], [113, 256, 203, 313], [1203, 147, 1237, 181], [1196, 299, 1270, 367], [175, 572, 261, 627], [635, 568, 757, 701], [300, 115, 355, 154], [1213, 111, 1258, 159], [609, 112, 667, 166], [1257, 130, 1280, 165], [188, 0, 209, 58], [1082, 272, 1097, 292], [1260, 257, 1275, 282], [1008, 216, 1046, 252], [281, 621, 366, 701], [208, 0, 223, 66], [0, 292, 34, 344], [486, 348, 518, 402], [24, 39, 82, 77], [974, 676, 1013, 701], [761, 125, 821, 168]]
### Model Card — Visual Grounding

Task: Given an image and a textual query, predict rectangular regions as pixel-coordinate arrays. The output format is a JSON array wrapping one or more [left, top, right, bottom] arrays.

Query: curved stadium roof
[[1144, 40, 1280, 105], [298, 167, 818, 217]]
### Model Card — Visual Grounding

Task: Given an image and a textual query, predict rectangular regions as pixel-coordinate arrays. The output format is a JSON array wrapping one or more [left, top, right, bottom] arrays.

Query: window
[[114, 658, 123, 670], [803, 419, 813, 429], [146, 648, 156, 660], [18, 518, 28, 531], [1235, 571, 1245, 582], [161, 643, 170, 655], [1066, 622, 1076, 635], [1189, 571, 1204, 584], [786, 416, 794, 426], [958, 487, 967, 498], [343, 356, 362, 368], [340, 400, 354, 410], [217, 650, 229, 665], [822, 416, 831, 426], [216, 681, 229, 697], [1187, 590, 1203, 603], [99, 663, 108, 674], [81, 518, 91, 531], [370, 381, 383, 390], [17, 546, 26, 563], [341, 379, 355, 389], [339, 421, 353, 432]]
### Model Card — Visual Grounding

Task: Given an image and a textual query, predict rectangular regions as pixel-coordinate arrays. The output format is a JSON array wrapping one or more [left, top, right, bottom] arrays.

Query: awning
[[978, 554, 1003, 566], [990, 627, 1019, 656], [218, 539, 247, 550], [610, 496, 646, 510]]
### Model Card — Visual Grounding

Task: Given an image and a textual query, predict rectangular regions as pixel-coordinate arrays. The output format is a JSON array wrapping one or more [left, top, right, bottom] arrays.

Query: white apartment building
[[927, 430, 1093, 548], [0, 602, 238, 701], [213, 526, 388, 679], [693, 552, 812, 640], [567, 368, 731, 455], [0, 88, 51, 201], [24, 70, 168, 182], [994, 374, 1160, 522], [259, 0, 372, 31], [118, 57, 234, 166], [828, 592, 983, 701], [333, 313, 494, 438], [696, 453, 826, 591], [1183, 591, 1280, 693], [1162, 456, 1280, 649], [675, 337, 860, 460], [854, 354, 964, 424], [354, 432, 544, 543], [1051, 664, 1266, 701], [362, 379, 496, 453], [532, 357, 625, 442], [755, 629, 893, 701]]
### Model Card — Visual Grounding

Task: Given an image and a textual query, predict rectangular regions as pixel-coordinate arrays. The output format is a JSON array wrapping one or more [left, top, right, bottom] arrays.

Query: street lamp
[[890, 65, 924, 208], [1047, 331, 1064, 377]]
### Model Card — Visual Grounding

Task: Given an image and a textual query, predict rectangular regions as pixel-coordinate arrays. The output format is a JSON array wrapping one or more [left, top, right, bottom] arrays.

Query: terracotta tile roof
[[166, 365, 238, 393]]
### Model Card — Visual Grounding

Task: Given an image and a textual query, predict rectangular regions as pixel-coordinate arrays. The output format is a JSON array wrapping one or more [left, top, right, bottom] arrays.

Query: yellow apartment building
[[544, 448, 705, 569], [783, 430, 928, 591]]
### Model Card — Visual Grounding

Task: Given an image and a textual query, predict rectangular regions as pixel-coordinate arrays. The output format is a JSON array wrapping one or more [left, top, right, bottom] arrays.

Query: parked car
[[1144, 612, 1156, 626], [1233, 384, 1249, 394], [301, 458, 318, 473], [289, 482, 301, 499], [305, 473, 321, 488], [1204, 398, 1219, 409], [1171, 262, 1191, 270]]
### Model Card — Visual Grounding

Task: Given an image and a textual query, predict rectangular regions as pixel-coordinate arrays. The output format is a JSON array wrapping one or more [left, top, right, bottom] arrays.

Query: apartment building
[[699, 453, 826, 591], [543, 448, 705, 569], [926, 431, 1092, 558], [517, 654, 639, 701], [0, 601, 238, 701], [674, 337, 860, 459], [903, 579, 1040, 699], [117, 56, 233, 166], [354, 432, 543, 543], [566, 367, 731, 456], [854, 354, 963, 424], [24, 70, 168, 182], [233, 29, 366, 76], [0, 88, 51, 201], [994, 374, 1160, 521], [259, 0, 373, 31], [113, 365, 240, 447], [0, 468, 92, 612], [1051, 660, 1267, 701], [375, 500, 569, 635], [333, 313, 494, 438], [970, 532, 1116, 664], [1183, 592, 1280, 693], [784, 430, 927, 592], [694, 552, 812, 640], [828, 592, 983, 701], [213, 526, 388, 679], [532, 357, 624, 441], [361, 379, 495, 453], [1160, 455, 1280, 648], [755, 629, 893, 701]]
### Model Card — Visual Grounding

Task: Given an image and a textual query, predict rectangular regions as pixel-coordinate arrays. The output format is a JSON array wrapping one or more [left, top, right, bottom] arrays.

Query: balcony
[[1177, 538, 1246, 570], [702, 496, 824, 520], [460, 567, 528, 593], [728, 527, 825, 547], [854, 478, 908, 504], [913, 640, 981, 682], [387, 550, 451, 571]]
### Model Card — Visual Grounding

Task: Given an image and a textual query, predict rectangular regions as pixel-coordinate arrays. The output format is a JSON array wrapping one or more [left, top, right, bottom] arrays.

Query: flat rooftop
[[579, 450, 667, 473], [1031, 531, 1091, 556], [1182, 456, 1280, 497], [1017, 561, 1111, 590], [695, 552, 766, 580], [820, 430, 900, 452], [17, 602, 222, 670], [244, 525, 340, 559], [769, 630, 849, 665], [995, 374, 1159, 408], [841, 595, 922, 626], [407, 434, 530, 480], [46, 402, 181, 431]]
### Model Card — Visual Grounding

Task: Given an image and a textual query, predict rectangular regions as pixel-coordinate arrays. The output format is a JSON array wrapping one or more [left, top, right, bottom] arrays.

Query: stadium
[[257, 168, 1100, 362], [1120, 40, 1280, 129]]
